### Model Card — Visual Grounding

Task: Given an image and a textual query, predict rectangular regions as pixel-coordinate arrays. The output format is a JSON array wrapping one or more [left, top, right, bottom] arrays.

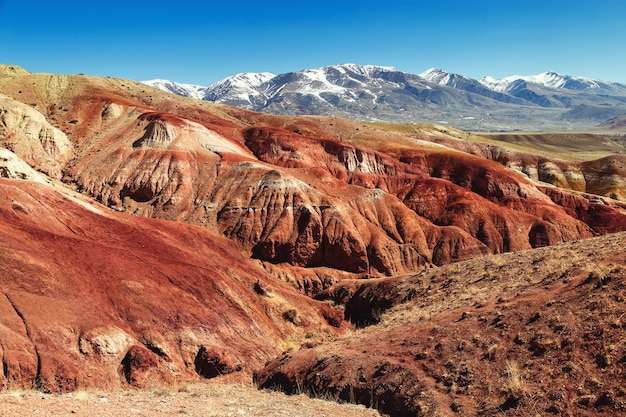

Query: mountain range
[[143, 64, 626, 131]]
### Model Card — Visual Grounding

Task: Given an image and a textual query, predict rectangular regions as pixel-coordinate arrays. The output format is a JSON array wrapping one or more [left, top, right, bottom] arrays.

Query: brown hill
[[257, 232, 626, 416]]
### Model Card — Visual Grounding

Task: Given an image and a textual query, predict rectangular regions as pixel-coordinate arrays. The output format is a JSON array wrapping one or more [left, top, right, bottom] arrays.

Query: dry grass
[[503, 361, 525, 399], [365, 121, 625, 162], [290, 232, 626, 416], [0, 382, 382, 417], [477, 132, 624, 161]]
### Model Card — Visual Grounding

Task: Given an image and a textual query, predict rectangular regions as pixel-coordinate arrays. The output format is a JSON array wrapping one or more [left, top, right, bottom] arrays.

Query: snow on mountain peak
[[304, 64, 397, 81], [142, 79, 207, 100], [329, 63, 397, 75], [418, 68, 482, 90], [205, 72, 275, 104], [298, 68, 348, 97], [209, 72, 275, 91], [142, 64, 626, 126], [419, 68, 453, 84], [266, 64, 401, 102], [419, 68, 447, 77]]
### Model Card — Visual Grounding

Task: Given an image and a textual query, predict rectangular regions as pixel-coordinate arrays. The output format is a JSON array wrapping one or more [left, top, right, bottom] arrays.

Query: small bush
[[504, 361, 524, 399]]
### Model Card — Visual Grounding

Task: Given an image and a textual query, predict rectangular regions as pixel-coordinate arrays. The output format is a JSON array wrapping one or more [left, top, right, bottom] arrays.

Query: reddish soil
[[4, 68, 626, 293]]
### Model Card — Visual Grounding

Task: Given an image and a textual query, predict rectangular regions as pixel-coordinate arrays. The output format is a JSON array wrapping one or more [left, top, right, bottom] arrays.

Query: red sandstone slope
[[0, 177, 342, 392]]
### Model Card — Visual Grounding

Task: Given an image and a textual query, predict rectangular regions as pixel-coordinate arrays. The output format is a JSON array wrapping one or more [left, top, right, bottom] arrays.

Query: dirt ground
[[0, 382, 382, 417]]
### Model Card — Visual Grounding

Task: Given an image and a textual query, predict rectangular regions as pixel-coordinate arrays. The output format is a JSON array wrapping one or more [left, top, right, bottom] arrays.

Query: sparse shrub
[[587, 376, 603, 389], [504, 361, 525, 399], [578, 394, 596, 406]]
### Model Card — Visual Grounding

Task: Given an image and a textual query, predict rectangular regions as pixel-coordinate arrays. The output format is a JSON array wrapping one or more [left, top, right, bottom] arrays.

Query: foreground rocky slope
[[257, 232, 626, 416], [1, 64, 626, 402]]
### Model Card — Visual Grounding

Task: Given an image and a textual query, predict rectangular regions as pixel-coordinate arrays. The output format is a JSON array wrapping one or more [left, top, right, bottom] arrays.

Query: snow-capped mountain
[[480, 71, 626, 95], [419, 68, 529, 105], [142, 79, 207, 100], [419, 68, 479, 89], [142, 65, 626, 130], [203, 64, 406, 112], [203, 72, 275, 107]]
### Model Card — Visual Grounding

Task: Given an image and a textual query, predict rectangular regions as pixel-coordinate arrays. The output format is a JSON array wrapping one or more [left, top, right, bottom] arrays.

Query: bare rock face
[[582, 155, 626, 200], [0, 94, 72, 178], [63, 104, 491, 282], [9, 77, 621, 294], [1, 72, 625, 291], [539, 185, 626, 234], [0, 148, 46, 182], [243, 125, 595, 257], [419, 134, 626, 201]]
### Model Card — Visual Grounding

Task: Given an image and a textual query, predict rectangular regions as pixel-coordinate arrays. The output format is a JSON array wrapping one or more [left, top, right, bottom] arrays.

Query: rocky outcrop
[[63, 106, 492, 283], [0, 148, 46, 182], [244, 126, 596, 256], [412, 133, 626, 201], [582, 155, 626, 200], [0, 94, 72, 178], [2, 68, 626, 395]]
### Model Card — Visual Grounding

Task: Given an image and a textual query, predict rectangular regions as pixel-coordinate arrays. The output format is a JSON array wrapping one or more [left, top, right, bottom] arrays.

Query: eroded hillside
[[3, 66, 626, 292], [1, 65, 626, 406]]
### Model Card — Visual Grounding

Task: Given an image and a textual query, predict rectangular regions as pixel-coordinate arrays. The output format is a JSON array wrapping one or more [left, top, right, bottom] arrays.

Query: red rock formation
[[258, 233, 626, 416], [0, 177, 343, 392]]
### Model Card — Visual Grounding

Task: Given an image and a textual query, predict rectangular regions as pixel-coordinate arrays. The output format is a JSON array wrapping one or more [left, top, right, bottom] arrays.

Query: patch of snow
[[328, 63, 397, 76], [205, 72, 276, 104], [419, 68, 449, 83], [300, 68, 348, 100]]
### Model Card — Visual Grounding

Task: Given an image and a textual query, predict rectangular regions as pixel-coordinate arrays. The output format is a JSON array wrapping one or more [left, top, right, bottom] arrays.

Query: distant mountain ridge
[[480, 71, 626, 94], [142, 64, 626, 131], [142, 78, 207, 100]]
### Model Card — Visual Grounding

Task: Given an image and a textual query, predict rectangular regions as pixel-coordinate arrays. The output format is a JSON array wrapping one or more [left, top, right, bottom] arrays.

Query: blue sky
[[1, 0, 625, 85]]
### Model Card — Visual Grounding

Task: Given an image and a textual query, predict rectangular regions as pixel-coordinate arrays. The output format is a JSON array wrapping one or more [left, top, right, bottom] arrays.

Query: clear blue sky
[[1, 0, 625, 85]]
